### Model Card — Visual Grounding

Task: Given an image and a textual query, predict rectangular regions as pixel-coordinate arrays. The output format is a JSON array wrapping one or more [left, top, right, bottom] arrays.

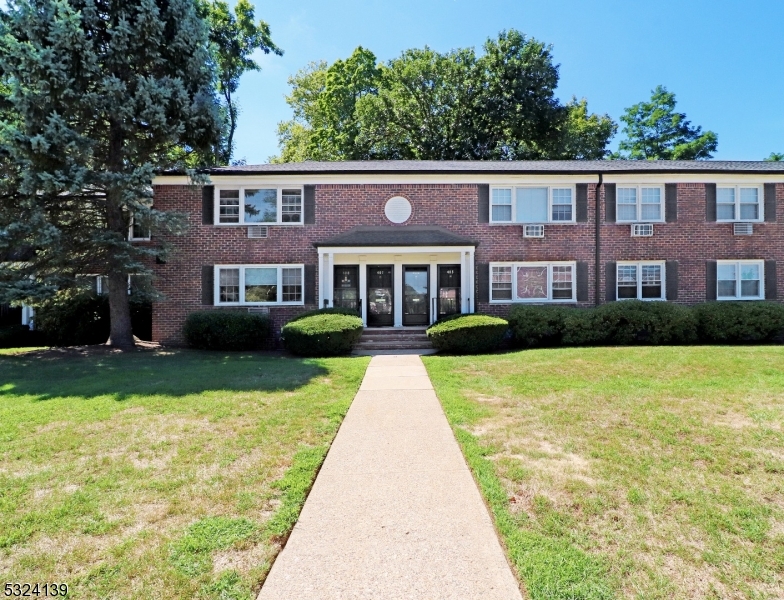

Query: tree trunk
[[105, 120, 135, 349], [107, 270, 134, 349]]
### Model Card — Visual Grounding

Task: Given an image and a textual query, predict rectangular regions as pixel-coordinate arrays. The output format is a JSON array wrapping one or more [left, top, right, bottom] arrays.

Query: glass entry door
[[333, 266, 359, 313], [403, 266, 429, 326], [437, 265, 461, 318], [367, 266, 393, 326]]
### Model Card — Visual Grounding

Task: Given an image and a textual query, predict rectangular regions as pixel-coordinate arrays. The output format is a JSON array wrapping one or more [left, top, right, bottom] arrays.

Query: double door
[[341, 264, 462, 327]]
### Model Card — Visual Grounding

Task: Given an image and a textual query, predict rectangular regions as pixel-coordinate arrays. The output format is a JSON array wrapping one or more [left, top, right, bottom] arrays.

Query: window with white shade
[[616, 262, 665, 300], [717, 260, 764, 300], [490, 186, 575, 223], [216, 187, 303, 225], [616, 186, 664, 222], [717, 185, 762, 222], [490, 262, 576, 302], [216, 265, 304, 305]]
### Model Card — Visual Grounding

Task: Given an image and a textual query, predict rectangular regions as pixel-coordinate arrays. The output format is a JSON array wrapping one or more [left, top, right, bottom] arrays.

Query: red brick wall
[[150, 182, 784, 345]]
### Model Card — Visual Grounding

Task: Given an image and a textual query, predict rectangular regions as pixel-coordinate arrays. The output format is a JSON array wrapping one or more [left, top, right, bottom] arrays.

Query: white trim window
[[215, 265, 304, 305], [490, 262, 576, 303], [129, 216, 151, 241], [616, 262, 665, 300], [216, 187, 303, 225], [717, 185, 763, 222], [717, 260, 764, 300], [616, 185, 664, 222], [490, 186, 575, 224]]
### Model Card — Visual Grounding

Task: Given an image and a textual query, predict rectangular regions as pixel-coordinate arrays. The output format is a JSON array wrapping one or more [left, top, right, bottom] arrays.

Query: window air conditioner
[[523, 224, 544, 238], [631, 223, 654, 237], [247, 225, 269, 239], [733, 222, 753, 236]]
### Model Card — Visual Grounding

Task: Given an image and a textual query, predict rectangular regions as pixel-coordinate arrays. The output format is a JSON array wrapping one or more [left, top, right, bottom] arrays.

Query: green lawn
[[0, 349, 369, 599], [423, 347, 784, 600]]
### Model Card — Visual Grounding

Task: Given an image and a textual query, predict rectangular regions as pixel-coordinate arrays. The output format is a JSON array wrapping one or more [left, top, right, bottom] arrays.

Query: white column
[[393, 259, 403, 327], [326, 252, 334, 308], [460, 253, 468, 314], [21, 304, 34, 329], [358, 259, 367, 327], [467, 249, 475, 313], [429, 256, 438, 324], [318, 250, 325, 308]]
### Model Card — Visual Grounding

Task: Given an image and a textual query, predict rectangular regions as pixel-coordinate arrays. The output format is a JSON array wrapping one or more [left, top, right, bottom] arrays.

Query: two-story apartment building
[[149, 160, 784, 345]]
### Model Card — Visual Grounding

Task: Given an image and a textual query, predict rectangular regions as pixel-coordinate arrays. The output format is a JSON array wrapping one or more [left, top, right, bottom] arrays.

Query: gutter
[[595, 173, 603, 306]]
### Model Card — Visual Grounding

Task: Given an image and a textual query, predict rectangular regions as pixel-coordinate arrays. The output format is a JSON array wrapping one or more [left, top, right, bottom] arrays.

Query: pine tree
[[0, 0, 222, 348]]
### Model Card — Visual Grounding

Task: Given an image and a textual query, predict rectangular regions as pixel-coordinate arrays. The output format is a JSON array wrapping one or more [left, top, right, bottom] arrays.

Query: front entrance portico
[[315, 226, 477, 327]]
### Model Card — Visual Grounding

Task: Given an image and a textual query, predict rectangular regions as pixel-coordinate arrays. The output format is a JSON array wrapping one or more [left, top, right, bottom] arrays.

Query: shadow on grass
[[0, 349, 333, 401]]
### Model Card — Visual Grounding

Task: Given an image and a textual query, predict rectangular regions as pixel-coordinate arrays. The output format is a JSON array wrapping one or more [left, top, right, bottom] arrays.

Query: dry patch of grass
[[425, 346, 784, 600], [0, 349, 368, 599]]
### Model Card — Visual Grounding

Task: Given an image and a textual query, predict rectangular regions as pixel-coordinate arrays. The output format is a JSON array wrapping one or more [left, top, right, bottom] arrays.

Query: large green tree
[[198, 0, 281, 165], [273, 30, 616, 162], [615, 85, 718, 160], [0, 0, 222, 348]]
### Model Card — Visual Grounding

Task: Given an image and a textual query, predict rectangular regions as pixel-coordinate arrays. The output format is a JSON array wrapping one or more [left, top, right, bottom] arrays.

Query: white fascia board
[[317, 245, 475, 255], [604, 173, 784, 184]]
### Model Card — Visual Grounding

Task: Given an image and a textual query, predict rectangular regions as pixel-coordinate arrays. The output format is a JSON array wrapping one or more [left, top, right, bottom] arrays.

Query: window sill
[[488, 221, 578, 226], [616, 297, 666, 302], [615, 220, 666, 225], [213, 223, 305, 227], [489, 299, 577, 304], [716, 220, 763, 224], [717, 296, 765, 301], [215, 302, 305, 307]]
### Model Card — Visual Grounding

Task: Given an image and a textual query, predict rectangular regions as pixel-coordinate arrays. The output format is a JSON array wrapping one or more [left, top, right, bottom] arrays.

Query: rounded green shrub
[[694, 301, 784, 343], [585, 300, 698, 345], [281, 313, 363, 357], [286, 306, 360, 323], [183, 311, 271, 351], [426, 314, 508, 354], [508, 304, 573, 348]]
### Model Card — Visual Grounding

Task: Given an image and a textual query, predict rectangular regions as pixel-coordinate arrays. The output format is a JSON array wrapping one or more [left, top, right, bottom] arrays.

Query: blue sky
[[233, 0, 784, 164]]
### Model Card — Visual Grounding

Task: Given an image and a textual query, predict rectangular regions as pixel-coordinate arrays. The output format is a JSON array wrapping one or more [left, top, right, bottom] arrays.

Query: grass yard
[[423, 347, 784, 600], [0, 348, 369, 599]]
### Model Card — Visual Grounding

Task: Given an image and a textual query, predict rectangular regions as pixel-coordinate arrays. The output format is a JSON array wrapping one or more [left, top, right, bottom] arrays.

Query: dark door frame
[[437, 264, 462, 319], [366, 265, 394, 327], [402, 265, 430, 326], [333, 265, 360, 314]]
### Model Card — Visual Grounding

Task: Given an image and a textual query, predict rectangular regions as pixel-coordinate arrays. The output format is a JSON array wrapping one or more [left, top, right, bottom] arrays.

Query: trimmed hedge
[[426, 314, 509, 354], [282, 312, 364, 357], [183, 311, 271, 351], [694, 301, 784, 343], [286, 307, 360, 323], [509, 300, 784, 348]]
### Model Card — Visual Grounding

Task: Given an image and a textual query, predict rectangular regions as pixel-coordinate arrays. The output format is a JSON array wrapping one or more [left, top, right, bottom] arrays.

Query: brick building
[[150, 160, 784, 345]]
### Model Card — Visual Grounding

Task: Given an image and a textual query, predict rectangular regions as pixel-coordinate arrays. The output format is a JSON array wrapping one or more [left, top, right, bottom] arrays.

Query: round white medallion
[[384, 196, 412, 224]]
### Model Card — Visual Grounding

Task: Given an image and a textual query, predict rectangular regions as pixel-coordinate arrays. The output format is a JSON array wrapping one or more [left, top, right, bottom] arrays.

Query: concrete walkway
[[258, 355, 523, 600]]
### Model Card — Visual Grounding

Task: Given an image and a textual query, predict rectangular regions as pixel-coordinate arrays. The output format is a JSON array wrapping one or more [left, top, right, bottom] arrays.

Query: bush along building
[[149, 160, 784, 346]]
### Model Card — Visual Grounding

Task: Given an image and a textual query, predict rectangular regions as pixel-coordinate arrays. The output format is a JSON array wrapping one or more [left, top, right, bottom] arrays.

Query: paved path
[[258, 354, 522, 599]]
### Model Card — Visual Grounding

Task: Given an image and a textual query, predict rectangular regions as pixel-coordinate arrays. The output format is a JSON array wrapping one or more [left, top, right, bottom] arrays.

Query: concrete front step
[[355, 326, 434, 352]]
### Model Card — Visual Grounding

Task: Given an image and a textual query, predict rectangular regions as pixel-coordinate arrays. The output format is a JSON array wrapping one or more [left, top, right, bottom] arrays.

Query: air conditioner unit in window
[[523, 224, 544, 238], [631, 223, 654, 237], [247, 225, 269, 239], [733, 222, 753, 236], [247, 307, 269, 314]]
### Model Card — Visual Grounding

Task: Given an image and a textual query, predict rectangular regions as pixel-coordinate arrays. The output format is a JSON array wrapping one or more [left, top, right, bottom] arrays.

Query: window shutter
[[304, 264, 316, 304], [576, 261, 589, 301], [605, 262, 616, 302], [765, 260, 777, 299], [666, 261, 679, 301], [764, 183, 777, 223], [202, 265, 214, 305], [706, 261, 717, 301], [576, 184, 588, 222], [304, 185, 316, 225], [665, 184, 678, 223], [604, 183, 616, 223], [202, 185, 214, 225], [705, 184, 717, 222], [477, 185, 490, 223], [476, 263, 489, 304]]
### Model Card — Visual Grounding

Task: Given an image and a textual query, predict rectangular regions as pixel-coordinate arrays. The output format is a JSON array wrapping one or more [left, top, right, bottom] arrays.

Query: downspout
[[595, 173, 603, 306]]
